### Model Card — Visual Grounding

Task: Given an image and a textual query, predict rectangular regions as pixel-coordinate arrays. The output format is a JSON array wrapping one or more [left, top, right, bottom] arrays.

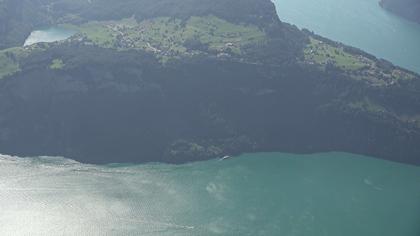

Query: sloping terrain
[[0, 0, 419, 164]]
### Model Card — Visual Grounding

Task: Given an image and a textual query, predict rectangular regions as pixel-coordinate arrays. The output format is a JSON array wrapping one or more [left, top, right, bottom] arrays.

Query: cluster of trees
[[70, 0, 279, 26], [0, 41, 419, 164], [243, 23, 308, 65], [183, 37, 209, 51], [0, 0, 52, 49]]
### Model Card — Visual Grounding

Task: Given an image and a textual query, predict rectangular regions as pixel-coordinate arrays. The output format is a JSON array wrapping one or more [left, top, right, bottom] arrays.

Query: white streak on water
[[0, 154, 198, 235]]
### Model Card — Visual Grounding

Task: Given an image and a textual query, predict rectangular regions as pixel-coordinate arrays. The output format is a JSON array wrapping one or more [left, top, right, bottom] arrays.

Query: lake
[[10, 1, 420, 235], [273, 0, 420, 73], [0, 152, 419, 235], [24, 27, 76, 46]]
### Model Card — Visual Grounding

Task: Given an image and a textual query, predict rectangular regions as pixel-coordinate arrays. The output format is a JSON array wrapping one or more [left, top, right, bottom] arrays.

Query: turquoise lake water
[[24, 27, 76, 46], [10, 1, 420, 235], [273, 0, 420, 73], [0, 152, 419, 235]]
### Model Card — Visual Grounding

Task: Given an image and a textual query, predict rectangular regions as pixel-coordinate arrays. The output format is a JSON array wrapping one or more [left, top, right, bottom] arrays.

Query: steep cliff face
[[0, 0, 419, 165], [380, 0, 420, 23]]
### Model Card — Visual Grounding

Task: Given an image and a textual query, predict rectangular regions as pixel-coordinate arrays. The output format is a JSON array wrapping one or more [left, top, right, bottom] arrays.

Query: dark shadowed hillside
[[0, 0, 419, 165]]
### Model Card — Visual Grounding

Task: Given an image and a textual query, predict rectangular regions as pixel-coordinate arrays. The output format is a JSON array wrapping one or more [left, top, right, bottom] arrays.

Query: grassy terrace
[[304, 37, 416, 86], [304, 37, 368, 71], [0, 15, 265, 78], [66, 16, 266, 60]]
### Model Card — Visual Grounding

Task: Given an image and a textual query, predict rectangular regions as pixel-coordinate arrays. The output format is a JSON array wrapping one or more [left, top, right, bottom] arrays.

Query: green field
[[0, 15, 266, 77], [66, 15, 266, 59], [304, 37, 416, 86], [50, 59, 65, 70], [304, 37, 367, 71]]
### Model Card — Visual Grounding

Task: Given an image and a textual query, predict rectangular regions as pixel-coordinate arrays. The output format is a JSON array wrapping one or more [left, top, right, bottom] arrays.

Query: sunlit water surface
[[0, 152, 419, 235], [24, 27, 76, 46], [13, 3, 420, 234], [273, 0, 420, 73]]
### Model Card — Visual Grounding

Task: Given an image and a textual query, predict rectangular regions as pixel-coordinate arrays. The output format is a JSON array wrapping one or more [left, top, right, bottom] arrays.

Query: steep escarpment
[[0, 0, 419, 165], [380, 0, 420, 24]]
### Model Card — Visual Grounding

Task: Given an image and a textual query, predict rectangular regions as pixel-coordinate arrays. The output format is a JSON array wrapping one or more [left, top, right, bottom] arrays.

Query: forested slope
[[0, 0, 419, 165]]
